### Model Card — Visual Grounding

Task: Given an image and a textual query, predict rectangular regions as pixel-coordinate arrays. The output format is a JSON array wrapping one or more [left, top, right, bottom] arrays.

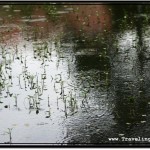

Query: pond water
[[0, 3, 150, 146]]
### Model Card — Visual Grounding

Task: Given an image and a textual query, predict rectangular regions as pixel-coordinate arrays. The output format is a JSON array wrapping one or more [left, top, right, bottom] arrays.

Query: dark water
[[0, 3, 150, 146]]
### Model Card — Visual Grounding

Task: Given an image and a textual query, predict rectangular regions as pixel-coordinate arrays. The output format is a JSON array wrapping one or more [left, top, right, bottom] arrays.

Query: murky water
[[0, 3, 150, 146]]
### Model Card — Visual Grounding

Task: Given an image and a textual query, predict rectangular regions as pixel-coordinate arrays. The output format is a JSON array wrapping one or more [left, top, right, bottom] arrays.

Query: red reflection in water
[[0, 24, 21, 46], [65, 5, 112, 36], [0, 5, 57, 45], [24, 6, 56, 40], [0, 4, 112, 45]]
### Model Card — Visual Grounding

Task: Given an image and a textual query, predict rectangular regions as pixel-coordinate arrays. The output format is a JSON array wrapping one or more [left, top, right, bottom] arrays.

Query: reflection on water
[[0, 3, 150, 146]]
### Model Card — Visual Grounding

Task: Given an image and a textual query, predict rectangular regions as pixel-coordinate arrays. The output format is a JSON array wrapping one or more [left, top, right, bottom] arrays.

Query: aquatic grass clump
[[4, 128, 13, 144], [68, 92, 78, 116], [28, 75, 36, 90], [33, 41, 52, 62], [45, 107, 51, 118]]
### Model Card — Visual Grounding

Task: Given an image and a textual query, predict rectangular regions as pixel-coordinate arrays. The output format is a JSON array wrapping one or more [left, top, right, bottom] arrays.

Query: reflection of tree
[[135, 13, 150, 121], [111, 11, 150, 137]]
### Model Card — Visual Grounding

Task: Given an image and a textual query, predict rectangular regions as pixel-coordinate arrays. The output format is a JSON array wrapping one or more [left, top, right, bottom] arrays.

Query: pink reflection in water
[[65, 5, 112, 36]]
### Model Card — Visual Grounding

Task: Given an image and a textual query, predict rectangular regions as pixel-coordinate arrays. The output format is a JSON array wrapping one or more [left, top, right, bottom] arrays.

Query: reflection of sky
[[112, 30, 138, 81], [0, 39, 68, 143]]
